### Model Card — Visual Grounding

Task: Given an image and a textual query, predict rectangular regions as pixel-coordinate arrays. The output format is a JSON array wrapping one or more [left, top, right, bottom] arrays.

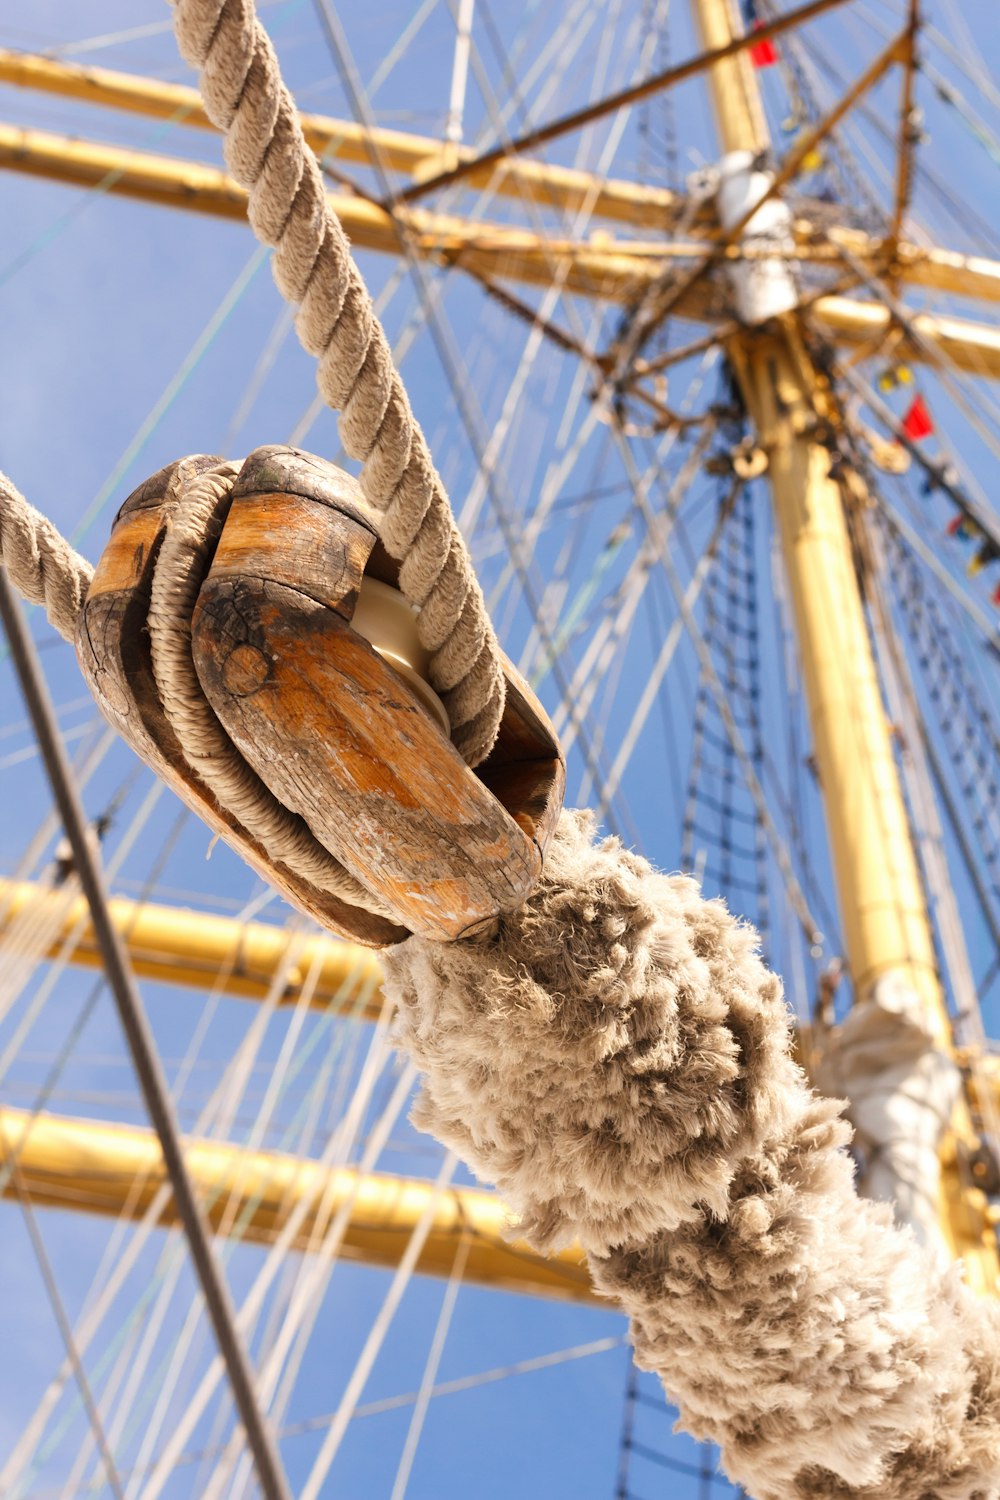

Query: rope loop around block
[[146, 457, 397, 919], [0, 461, 393, 918]]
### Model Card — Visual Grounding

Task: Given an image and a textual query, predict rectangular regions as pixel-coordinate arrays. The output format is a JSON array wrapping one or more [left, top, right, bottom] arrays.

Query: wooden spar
[[885, 0, 922, 270], [808, 292, 1000, 381], [691, 0, 999, 1295], [0, 47, 683, 232], [0, 123, 668, 304], [0, 1105, 596, 1303], [823, 228, 1000, 304], [0, 878, 384, 1016], [10, 877, 1000, 1142], [0, 8, 851, 223], [5, 52, 1000, 305], [2, 123, 1000, 377]]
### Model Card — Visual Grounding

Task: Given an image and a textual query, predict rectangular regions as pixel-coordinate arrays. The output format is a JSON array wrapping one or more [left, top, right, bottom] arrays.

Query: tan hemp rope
[[169, 0, 506, 768], [0, 473, 93, 645]]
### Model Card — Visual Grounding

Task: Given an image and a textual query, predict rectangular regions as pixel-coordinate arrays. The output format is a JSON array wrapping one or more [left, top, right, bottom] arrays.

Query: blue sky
[[1, 1, 999, 1496]]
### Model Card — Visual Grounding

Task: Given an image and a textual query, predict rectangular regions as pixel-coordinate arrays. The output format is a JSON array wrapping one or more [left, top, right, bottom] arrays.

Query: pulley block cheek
[[76, 446, 565, 947], [74, 453, 400, 946]]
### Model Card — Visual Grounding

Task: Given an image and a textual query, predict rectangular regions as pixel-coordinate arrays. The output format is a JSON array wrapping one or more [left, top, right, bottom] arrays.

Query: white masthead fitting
[[715, 150, 799, 325]]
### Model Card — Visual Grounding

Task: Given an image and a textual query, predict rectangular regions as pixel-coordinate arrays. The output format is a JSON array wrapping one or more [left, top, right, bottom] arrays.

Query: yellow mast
[[7, 51, 1000, 306], [690, 0, 997, 1291]]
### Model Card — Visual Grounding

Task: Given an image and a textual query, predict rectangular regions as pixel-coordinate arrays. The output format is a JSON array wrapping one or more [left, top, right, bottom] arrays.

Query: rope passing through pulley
[[75, 446, 565, 946], [169, 0, 509, 770]]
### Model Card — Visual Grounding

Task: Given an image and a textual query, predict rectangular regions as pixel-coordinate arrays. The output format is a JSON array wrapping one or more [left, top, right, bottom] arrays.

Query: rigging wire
[[755, 0, 885, 227], [867, 489, 998, 648], [549, 395, 719, 749], [133, 1018, 403, 1500], [835, 246, 1000, 466], [0, 782, 167, 1126], [855, 0, 1000, 172], [680, 488, 776, 946], [4, 874, 316, 1490], [308, 0, 665, 846], [0, 694, 94, 743], [100, 994, 367, 1498], [18, 1337, 628, 1498], [596, 478, 740, 819], [193, 1035, 412, 1500], [297, 1150, 460, 1500], [0, 574, 292, 1500], [0, 1153, 126, 1500], [884, 525, 1000, 941], [66, 248, 270, 554], [387, 1232, 471, 1500], [794, 23, 1000, 255], [609, 425, 825, 947], [0, 821, 193, 1495], [117, 959, 322, 1500], [858, 499, 1000, 1214]]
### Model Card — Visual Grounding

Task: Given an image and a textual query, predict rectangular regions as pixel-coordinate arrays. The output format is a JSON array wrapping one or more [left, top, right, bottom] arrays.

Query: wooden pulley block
[[77, 446, 565, 947]]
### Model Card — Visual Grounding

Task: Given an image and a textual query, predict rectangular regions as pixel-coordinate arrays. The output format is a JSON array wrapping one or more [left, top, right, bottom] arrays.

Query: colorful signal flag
[[901, 394, 934, 441]]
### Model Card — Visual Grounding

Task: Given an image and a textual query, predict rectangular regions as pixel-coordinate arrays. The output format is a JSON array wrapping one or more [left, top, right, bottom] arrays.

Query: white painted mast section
[[715, 150, 799, 322], [445, 0, 476, 145]]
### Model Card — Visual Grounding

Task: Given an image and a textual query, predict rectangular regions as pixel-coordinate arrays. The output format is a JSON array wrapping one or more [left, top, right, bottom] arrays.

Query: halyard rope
[[169, 0, 505, 767]]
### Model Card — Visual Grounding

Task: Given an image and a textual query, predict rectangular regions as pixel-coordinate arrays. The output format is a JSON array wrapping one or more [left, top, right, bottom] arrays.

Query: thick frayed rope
[[0, 472, 93, 644], [383, 810, 1000, 1500], [169, 0, 505, 767], [147, 458, 396, 918]]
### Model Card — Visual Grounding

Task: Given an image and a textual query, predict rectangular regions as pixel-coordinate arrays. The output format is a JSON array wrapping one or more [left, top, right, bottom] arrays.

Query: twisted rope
[[0, 473, 93, 645], [385, 811, 1000, 1500], [170, 0, 506, 767]]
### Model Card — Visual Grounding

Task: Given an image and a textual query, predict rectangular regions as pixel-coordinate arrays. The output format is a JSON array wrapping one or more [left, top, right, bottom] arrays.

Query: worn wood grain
[[78, 445, 564, 946], [194, 575, 542, 941], [75, 456, 405, 946], [477, 657, 565, 854], [194, 447, 564, 942]]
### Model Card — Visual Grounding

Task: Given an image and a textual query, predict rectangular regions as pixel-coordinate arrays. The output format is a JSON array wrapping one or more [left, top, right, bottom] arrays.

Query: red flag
[[947, 514, 963, 535], [901, 394, 934, 441], [992, 580, 1000, 608], [749, 22, 779, 66]]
